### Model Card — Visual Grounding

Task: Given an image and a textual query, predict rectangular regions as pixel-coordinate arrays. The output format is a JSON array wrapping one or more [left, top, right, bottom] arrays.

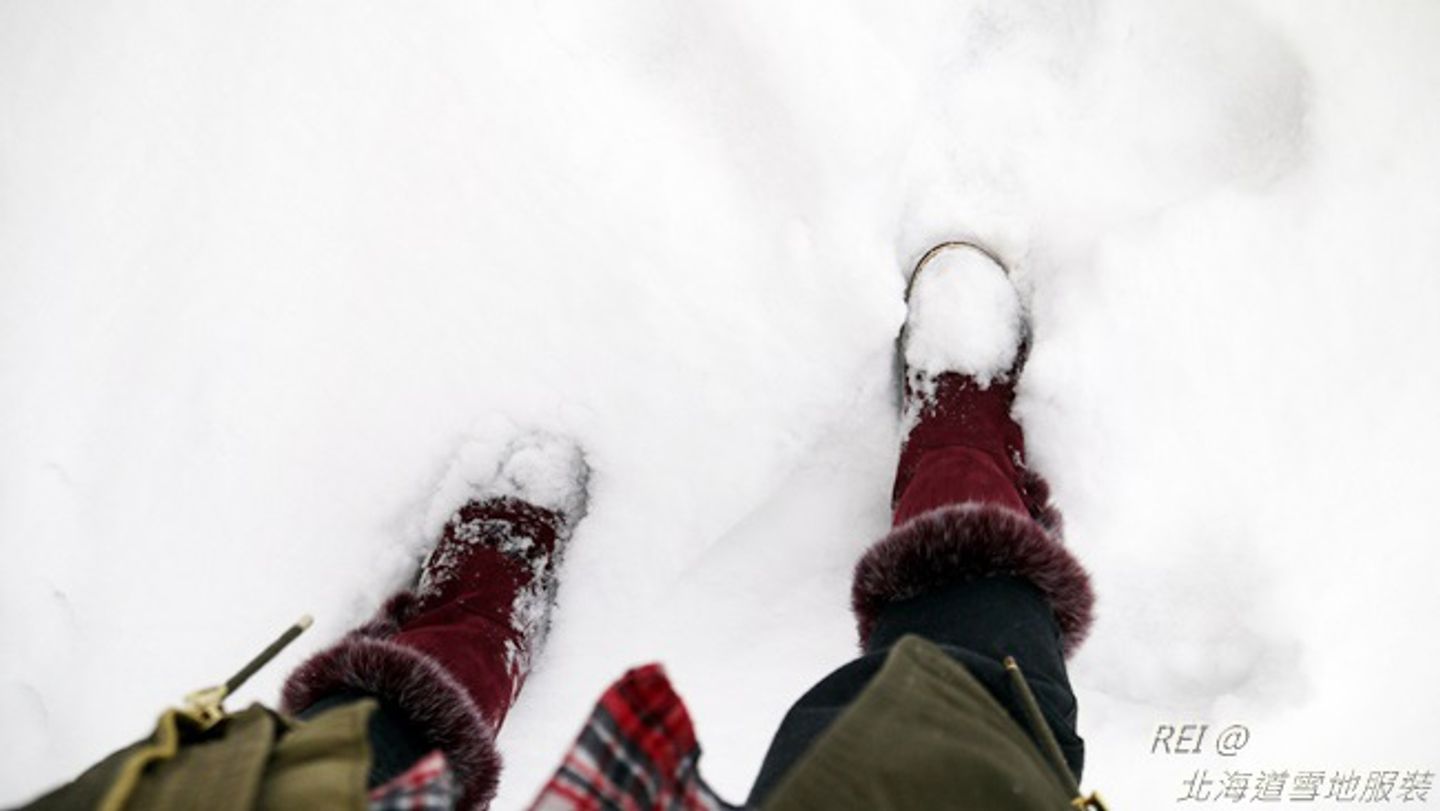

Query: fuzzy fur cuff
[[852, 503, 1094, 657], [1016, 466, 1064, 536], [281, 597, 500, 810]]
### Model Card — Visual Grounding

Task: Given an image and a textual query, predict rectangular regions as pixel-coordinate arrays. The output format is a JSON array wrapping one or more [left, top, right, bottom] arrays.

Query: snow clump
[[903, 244, 1024, 387]]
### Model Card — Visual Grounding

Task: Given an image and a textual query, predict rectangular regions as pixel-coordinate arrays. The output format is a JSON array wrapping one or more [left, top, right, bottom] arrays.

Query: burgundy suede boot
[[853, 242, 1094, 655], [281, 433, 589, 810]]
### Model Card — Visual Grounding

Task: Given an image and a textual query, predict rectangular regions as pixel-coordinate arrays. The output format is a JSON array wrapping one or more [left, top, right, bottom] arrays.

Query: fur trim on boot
[[281, 593, 501, 810], [852, 503, 1094, 657], [1016, 466, 1064, 536]]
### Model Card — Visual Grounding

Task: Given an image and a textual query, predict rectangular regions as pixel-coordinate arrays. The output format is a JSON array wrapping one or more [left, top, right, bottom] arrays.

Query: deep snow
[[3, 1, 1440, 807]]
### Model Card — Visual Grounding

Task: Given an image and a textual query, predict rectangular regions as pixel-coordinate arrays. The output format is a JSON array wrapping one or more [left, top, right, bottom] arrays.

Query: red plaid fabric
[[364, 665, 732, 811], [528, 664, 734, 811], [369, 750, 461, 811]]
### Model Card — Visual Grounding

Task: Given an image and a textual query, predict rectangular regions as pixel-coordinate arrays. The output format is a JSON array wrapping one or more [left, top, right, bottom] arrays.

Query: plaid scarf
[[528, 664, 733, 811], [370, 664, 734, 811]]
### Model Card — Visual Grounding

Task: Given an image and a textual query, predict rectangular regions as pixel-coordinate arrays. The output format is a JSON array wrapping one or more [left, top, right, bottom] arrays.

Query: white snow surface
[[903, 243, 1022, 385], [423, 429, 590, 541], [4, 1, 1440, 807]]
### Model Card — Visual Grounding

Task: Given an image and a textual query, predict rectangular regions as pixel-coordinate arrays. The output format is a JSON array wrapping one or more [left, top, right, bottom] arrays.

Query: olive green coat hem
[[21, 700, 374, 811], [762, 635, 1075, 811]]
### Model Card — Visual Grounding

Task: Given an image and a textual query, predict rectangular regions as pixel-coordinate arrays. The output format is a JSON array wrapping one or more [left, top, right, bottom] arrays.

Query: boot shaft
[[895, 372, 1028, 524]]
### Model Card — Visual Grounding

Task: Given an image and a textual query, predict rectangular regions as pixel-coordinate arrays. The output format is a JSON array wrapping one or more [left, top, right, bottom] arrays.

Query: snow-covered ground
[[4, 1, 1439, 807]]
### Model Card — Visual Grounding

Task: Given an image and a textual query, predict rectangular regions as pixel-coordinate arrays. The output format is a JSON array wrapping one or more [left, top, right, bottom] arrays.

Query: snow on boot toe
[[491, 432, 591, 523], [902, 242, 1025, 388], [426, 430, 590, 539]]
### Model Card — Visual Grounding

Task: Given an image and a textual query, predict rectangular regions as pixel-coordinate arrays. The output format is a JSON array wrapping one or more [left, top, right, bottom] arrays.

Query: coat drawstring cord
[[1003, 656, 1109, 811], [182, 615, 314, 730]]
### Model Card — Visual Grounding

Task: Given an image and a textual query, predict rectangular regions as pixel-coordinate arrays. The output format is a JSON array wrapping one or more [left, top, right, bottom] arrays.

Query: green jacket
[[22, 701, 374, 811], [763, 636, 1097, 811]]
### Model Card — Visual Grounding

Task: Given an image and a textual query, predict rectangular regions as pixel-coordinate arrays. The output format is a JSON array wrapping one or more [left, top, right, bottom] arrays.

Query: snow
[[3, 1, 1440, 808], [903, 242, 1023, 386], [423, 430, 590, 543]]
